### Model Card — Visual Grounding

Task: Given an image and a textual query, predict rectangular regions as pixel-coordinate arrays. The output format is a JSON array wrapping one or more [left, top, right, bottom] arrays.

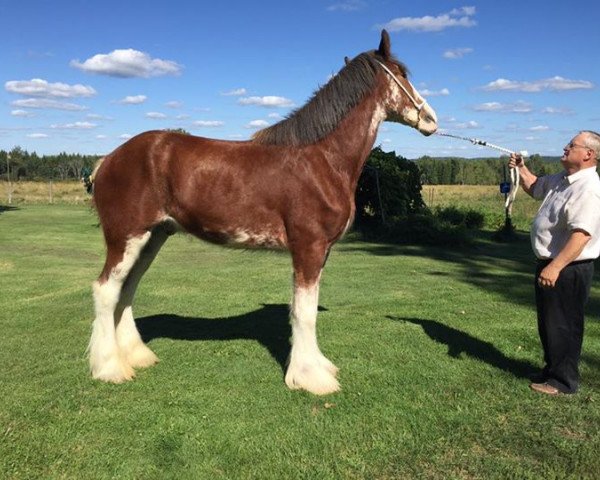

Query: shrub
[[434, 206, 485, 229], [355, 150, 484, 246]]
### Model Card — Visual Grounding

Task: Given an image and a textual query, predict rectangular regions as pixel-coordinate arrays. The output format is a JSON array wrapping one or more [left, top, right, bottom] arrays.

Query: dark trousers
[[534, 260, 594, 393]]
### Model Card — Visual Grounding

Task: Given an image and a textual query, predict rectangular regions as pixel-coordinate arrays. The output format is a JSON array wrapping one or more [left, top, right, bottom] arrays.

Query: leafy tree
[[164, 128, 190, 135], [356, 147, 425, 227]]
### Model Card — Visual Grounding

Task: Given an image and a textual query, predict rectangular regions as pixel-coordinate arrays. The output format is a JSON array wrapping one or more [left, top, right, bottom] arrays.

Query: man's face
[[561, 133, 593, 172]]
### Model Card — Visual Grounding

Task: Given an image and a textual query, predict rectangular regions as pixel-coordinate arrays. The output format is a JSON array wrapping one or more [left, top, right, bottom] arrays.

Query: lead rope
[[435, 132, 527, 216]]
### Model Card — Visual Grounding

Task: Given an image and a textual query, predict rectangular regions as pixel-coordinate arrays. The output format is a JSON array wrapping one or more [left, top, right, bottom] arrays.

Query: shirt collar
[[566, 166, 598, 185]]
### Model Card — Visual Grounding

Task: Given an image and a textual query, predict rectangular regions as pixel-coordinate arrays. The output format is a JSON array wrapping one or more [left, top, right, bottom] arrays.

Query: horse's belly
[[181, 219, 288, 250], [226, 228, 288, 249]]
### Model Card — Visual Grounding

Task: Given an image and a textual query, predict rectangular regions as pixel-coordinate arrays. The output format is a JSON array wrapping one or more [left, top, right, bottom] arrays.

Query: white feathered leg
[[285, 275, 340, 395], [89, 232, 151, 383], [115, 229, 168, 369]]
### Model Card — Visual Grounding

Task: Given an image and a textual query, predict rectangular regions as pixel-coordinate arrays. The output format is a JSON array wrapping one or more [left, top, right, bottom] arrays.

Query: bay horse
[[89, 30, 437, 395]]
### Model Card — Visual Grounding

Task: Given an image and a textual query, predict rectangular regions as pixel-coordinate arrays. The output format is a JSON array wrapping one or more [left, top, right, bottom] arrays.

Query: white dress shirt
[[531, 166, 600, 260]]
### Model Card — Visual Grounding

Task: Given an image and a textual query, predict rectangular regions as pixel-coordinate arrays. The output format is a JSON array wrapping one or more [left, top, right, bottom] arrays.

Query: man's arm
[[538, 230, 592, 288]]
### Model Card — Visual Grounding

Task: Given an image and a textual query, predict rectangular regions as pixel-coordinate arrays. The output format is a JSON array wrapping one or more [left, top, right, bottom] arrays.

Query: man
[[509, 130, 600, 395]]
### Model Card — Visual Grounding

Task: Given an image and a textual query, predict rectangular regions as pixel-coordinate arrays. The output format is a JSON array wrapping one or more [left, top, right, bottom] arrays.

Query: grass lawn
[[1, 203, 599, 479]]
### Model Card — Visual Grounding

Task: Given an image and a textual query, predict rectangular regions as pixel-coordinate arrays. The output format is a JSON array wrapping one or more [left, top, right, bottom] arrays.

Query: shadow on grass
[[0, 205, 19, 215], [388, 316, 539, 379], [339, 231, 600, 321], [581, 354, 600, 390], [136, 303, 316, 373]]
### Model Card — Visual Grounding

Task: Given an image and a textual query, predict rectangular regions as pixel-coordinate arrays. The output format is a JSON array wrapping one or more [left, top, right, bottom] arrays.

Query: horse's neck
[[323, 91, 386, 188]]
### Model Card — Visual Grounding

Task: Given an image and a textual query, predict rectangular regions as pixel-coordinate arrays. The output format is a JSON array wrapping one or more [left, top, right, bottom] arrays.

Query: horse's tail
[[83, 156, 106, 197]]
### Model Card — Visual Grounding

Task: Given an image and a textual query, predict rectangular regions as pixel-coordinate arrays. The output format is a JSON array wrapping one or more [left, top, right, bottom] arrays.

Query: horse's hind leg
[[115, 227, 169, 369], [89, 231, 152, 383]]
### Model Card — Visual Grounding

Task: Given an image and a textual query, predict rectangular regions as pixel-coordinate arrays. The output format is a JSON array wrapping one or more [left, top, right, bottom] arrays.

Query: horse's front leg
[[286, 241, 340, 395]]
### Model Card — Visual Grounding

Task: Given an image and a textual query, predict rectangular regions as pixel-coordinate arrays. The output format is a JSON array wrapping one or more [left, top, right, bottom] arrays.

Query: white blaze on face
[[396, 78, 420, 123], [393, 78, 437, 134]]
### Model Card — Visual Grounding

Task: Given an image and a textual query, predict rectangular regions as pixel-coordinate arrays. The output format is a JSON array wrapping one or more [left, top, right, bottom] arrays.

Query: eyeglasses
[[564, 142, 591, 151]]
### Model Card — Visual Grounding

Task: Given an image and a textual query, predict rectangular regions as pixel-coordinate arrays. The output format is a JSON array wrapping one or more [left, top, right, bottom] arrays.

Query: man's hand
[[508, 153, 524, 169], [538, 264, 561, 288]]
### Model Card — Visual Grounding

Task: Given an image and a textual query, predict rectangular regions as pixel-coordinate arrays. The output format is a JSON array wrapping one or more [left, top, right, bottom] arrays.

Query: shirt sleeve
[[566, 189, 600, 236], [531, 175, 550, 200]]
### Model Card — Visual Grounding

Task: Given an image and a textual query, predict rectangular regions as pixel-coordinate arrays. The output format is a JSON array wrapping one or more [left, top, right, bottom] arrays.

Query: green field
[[1, 204, 599, 479]]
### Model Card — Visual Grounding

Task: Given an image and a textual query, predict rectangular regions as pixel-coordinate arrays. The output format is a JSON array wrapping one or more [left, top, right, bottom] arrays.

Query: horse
[[88, 29, 438, 395]]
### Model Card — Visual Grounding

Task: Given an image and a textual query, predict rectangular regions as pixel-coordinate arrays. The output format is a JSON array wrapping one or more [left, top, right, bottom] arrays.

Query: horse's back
[[92, 130, 287, 245]]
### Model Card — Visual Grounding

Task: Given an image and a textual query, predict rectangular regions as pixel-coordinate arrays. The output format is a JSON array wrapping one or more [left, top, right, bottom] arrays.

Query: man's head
[[561, 131, 600, 173]]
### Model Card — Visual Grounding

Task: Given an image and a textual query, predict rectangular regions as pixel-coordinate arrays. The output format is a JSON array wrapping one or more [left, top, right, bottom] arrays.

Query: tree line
[[415, 154, 563, 185], [0, 147, 101, 182], [0, 144, 563, 185]]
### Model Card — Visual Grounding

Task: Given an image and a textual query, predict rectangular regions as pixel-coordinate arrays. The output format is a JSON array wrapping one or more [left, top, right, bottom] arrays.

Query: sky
[[1, 0, 599, 159]]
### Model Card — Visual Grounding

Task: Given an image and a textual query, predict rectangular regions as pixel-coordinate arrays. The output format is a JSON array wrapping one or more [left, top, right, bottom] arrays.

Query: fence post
[[6, 153, 12, 205]]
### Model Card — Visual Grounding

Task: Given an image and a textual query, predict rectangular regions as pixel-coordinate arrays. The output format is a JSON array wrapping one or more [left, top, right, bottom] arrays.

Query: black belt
[[537, 258, 594, 266]]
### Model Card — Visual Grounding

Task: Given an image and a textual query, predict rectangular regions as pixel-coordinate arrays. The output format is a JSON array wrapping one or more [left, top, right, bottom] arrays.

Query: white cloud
[[379, 6, 477, 32], [327, 0, 367, 12], [5, 78, 96, 98], [11, 109, 35, 117], [541, 106, 574, 115], [145, 112, 167, 119], [473, 101, 533, 113], [454, 120, 480, 129], [51, 121, 97, 129], [473, 102, 503, 111], [245, 120, 270, 129], [238, 96, 294, 108], [27, 133, 49, 138], [96, 135, 108, 139], [268, 112, 285, 120], [441, 118, 480, 130], [222, 88, 247, 96], [529, 125, 550, 131], [86, 113, 113, 120], [481, 76, 593, 92], [165, 101, 183, 108], [119, 134, 133, 140], [11, 98, 87, 111], [443, 48, 473, 59], [118, 95, 147, 105], [71, 49, 182, 78], [421, 88, 450, 97], [193, 120, 224, 127]]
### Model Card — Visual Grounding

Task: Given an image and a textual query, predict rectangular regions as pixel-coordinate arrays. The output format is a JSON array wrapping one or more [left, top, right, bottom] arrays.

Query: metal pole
[[6, 153, 11, 205], [503, 165, 509, 223], [373, 168, 386, 225]]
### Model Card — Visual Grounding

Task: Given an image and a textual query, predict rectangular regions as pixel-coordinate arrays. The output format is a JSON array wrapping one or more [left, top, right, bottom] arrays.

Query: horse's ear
[[344, 56, 350, 66], [377, 29, 391, 60]]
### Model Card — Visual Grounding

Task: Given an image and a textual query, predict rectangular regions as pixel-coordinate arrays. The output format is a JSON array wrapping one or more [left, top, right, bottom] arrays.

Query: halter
[[375, 60, 427, 112]]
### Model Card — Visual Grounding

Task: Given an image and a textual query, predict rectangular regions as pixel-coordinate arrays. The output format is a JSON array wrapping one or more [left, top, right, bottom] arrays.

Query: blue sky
[[1, 0, 598, 158]]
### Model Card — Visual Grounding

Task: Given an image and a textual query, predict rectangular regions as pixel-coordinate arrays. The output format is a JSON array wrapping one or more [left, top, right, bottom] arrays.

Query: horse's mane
[[252, 51, 407, 146]]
